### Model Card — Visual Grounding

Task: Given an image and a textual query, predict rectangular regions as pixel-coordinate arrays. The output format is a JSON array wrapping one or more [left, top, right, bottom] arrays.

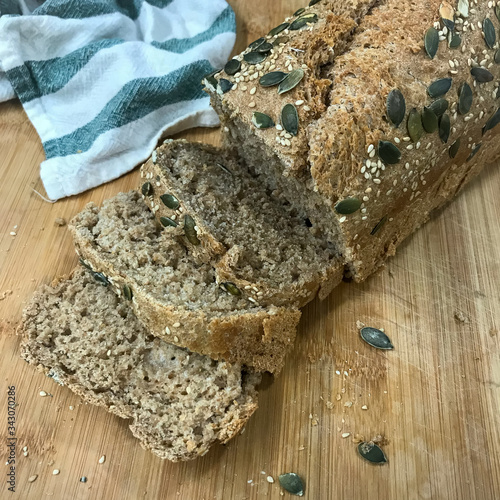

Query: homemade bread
[[20, 268, 261, 461], [140, 139, 344, 307], [69, 191, 300, 374], [207, 0, 500, 281]]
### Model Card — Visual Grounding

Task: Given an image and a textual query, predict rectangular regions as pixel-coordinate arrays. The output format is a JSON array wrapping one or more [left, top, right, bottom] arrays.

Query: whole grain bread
[[140, 139, 344, 307], [207, 0, 500, 281], [20, 268, 261, 461], [69, 190, 300, 374]]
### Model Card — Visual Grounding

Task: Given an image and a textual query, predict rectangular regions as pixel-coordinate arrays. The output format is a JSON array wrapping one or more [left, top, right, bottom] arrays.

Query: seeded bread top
[[20, 268, 260, 461], [208, 0, 500, 279]]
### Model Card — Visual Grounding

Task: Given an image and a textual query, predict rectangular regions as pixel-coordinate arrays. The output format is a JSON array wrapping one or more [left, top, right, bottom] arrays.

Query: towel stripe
[[42, 59, 214, 159], [6, 5, 234, 103], [33, 0, 174, 20]]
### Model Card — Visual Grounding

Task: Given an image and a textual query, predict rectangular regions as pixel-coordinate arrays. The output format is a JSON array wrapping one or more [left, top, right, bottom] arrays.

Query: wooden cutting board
[[0, 1, 499, 499]]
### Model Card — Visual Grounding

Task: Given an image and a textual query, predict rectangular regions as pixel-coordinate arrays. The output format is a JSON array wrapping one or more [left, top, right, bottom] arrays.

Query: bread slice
[[140, 139, 344, 307], [69, 191, 300, 374], [206, 0, 500, 281], [20, 268, 261, 461]]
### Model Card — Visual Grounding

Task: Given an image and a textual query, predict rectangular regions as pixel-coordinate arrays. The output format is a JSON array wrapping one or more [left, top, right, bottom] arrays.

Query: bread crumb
[[344, 401, 353, 408], [298, 445, 305, 451], [336, 394, 342, 401], [352, 433, 365, 444], [325, 401, 334, 409], [361, 405, 368, 410], [356, 320, 365, 330], [266, 476, 274, 483], [0, 290, 13, 301], [454, 310, 470, 323], [311, 418, 318, 426], [54, 218, 66, 226]]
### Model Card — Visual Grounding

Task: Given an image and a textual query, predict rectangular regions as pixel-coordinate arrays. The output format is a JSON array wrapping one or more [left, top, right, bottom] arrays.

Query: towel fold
[[0, 0, 235, 199]]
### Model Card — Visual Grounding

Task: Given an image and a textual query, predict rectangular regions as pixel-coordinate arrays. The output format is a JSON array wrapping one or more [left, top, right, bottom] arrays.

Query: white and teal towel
[[0, 0, 235, 199]]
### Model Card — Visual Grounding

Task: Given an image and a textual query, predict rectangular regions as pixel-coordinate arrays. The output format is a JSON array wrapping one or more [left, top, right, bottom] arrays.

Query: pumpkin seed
[[449, 138, 461, 158], [496, 5, 500, 23], [428, 98, 449, 117], [278, 473, 305, 497], [281, 104, 299, 136], [407, 108, 424, 142], [278, 68, 304, 94], [160, 194, 180, 210], [79, 258, 92, 271], [141, 182, 152, 196], [439, 113, 451, 143], [378, 140, 401, 164], [497, 87, 500, 99], [482, 108, 500, 135], [370, 215, 388, 235], [360, 327, 394, 350], [252, 111, 275, 129], [495, 49, 500, 64], [470, 67, 493, 83], [358, 442, 388, 464], [439, 1, 455, 30], [290, 13, 318, 30], [422, 106, 438, 133], [272, 36, 289, 46], [449, 32, 461, 48], [458, 82, 473, 114], [160, 216, 178, 228], [335, 197, 361, 215], [224, 59, 241, 76], [268, 23, 289, 37], [424, 27, 439, 59], [293, 7, 305, 16], [427, 78, 452, 98], [248, 37, 265, 51], [260, 71, 288, 87], [220, 282, 241, 296], [216, 162, 232, 175], [93, 272, 109, 286], [255, 41, 273, 53], [243, 51, 267, 65], [386, 89, 406, 127], [204, 74, 218, 91], [184, 215, 200, 245], [123, 284, 133, 301], [217, 78, 233, 94], [458, 0, 468, 18], [467, 143, 481, 161], [483, 18, 496, 49]]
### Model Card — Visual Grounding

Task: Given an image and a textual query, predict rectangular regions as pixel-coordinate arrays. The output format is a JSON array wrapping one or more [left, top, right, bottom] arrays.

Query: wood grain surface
[[1, 1, 499, 499]]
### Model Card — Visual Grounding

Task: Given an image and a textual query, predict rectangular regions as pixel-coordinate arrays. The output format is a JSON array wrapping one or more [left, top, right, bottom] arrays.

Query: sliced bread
[[20, 267, 261, 462], [69, 191, 300, 374], [140, 139, 344, 307]]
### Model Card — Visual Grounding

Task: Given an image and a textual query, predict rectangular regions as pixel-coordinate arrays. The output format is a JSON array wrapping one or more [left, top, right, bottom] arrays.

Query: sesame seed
[[249, 101, 256, 108], [10, 232, 16, 236], [339, 216, 347, 223], [53, 469, 60, 475], [267, 476, 274, 483], [276, 124, 283, 131], [367, 144, 374, 154], [165, 326, 171, 335], [98, 455, 106, 464], [373, 178, 381, 184], [249, 87, 256, 95], [295, 100, 304, 106], [173, 336, 179, 342], [173, 322, 181, 328], [342, 433, 351, 438], [361, 405, 368, 410], [39, 391, 47, 397]]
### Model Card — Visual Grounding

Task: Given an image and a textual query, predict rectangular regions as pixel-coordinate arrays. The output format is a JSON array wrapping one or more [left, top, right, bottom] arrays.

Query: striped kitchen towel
[[0, 0, 236, 200]]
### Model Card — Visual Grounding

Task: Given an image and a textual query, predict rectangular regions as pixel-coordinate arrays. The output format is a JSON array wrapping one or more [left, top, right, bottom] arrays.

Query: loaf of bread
[[69, 191, 300, 374], [207, 0, 500, 281], [140, 139, 344, 307], [20, 268, 261, 461]]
